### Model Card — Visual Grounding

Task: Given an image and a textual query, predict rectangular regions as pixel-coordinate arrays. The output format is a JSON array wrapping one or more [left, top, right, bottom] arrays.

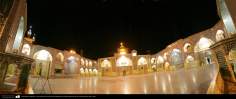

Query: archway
[[93, 69, 98, 76], [194, 37, 215, 52], [6, 64, 17, 77], [116, 55, 133, 67], [65, 56, 78, 74], [229, 48, 236, 76], [183, 43, 192, 53], [55, 53, 64, 74], [33, 50, 53, 77], [170, 49, 183, 68], [21, 44, 30, 56], [216, 30, 225, 41], [80, 58, 85, 66], [184, 55, 195, 68], [101, 59, 111, 68], [80, 68, 84, 75], [137, 57, 147, 73], [151, 57, 156, 71], [157, 56, 164, 69], [194, 37, 215, 65]]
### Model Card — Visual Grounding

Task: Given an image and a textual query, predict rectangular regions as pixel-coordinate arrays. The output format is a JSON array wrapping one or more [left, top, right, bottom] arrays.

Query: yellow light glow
[[116, 55, 133, 67], [101, 59, 111, 68], [164, 53, 168, 60], [183, 43, 191, 53], [120, 51, 127, 55], [85, 59, 88, 66], [157, 56, 164, 64], [70, 50, 76, 54], [138, 57, 148, 66], [33, 50, 52, 61], [194, 37, 214, 52], [81, 58, 85, 65], [216, 30, 224, 41], [151, 58, 156, 64], [22, 44, 30, 55], [185, 55, 194, 63], [89, 61, 92, 66], [56, 52, 64, 62]]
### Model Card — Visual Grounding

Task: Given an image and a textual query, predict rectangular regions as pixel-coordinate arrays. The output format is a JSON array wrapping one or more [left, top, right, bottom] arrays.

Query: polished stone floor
[[29, 65, 217, 94]]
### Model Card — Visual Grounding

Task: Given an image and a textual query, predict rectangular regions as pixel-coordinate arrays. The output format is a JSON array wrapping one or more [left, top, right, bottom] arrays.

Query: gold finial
[[120, 42, 124, 47]]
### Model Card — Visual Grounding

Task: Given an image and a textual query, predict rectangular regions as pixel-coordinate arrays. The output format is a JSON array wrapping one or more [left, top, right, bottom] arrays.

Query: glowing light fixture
[[116, 55, 132, 67], [138, 57, 148, 66], [70, 50, 76, 54]]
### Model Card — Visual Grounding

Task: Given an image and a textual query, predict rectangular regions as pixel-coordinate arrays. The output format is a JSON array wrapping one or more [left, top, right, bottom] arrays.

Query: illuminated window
[[164, 62, 170, 68], [93, 69, 98, 74], [85, 60, 88, 66], [170, 49, 182, 65], [138, 57, 147, 66], [194, 37, 215, 52], [185, 55, 194, 63], [56, 52, 64, 62], [183, 43, 192, 53], [21, 44, 30, 55], [85, 68, 88, 73], [132, 50, 137, 56], [157, 56, 164, 64], [33, 50, 52, 61], [101, 59, 112, 68], [89, 61, 92, 66], [164, 53, 168, 60], [151, 58, 156, 64], [80, 68, 84, 73], [229, 48, 236, 60], [216, 30, 225, 41], [81, 58, 85, 66], [116, 55, 133, 67]]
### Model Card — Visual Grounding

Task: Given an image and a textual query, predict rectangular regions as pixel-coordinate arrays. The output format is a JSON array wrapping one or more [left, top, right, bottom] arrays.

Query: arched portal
[[55, 53, 64, 74], [33, 50, 53, 77], [183, 43, 192, 53], [194, 37, 215, 65], [101, 59, 111, 68], [194, 37, 215, 52], [229, 47, 236, 75], [21, 44, 30, 55], [216, 30, 225, 41], [157, 56, 164, 68], [65, 56, 78, 74], [81, 58, 85, 66], [170, 49, 182, 67], [184, 55, 195, 68], [116, 56, 133, 67], [137, 57, 147, 66]]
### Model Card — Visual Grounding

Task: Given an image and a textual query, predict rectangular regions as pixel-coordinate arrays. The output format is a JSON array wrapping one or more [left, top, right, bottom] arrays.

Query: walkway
[[29, 65, 217, 94]]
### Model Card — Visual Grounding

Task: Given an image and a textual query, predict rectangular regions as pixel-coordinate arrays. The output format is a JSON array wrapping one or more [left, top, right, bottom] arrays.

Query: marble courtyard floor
[[29, 65, 217, 94]]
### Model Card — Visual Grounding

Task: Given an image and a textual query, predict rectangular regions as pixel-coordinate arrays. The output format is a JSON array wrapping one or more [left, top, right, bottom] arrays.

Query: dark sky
[[27, 0, 220, 59]]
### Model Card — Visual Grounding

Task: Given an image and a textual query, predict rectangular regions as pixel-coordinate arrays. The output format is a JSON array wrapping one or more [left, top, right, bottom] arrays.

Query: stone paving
[[29, 65, 217, 94]]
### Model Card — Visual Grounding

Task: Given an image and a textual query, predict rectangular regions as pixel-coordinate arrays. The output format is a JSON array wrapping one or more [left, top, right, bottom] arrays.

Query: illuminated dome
[[118, 42, 128, 55]]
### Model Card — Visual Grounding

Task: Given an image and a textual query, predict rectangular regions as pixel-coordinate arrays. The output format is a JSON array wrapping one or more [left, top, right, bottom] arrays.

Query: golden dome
[[118, 42, 128, 54]]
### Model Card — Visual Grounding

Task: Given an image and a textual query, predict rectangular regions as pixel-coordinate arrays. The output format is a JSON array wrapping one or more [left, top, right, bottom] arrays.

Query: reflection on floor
[[29, 65, 217, 94]]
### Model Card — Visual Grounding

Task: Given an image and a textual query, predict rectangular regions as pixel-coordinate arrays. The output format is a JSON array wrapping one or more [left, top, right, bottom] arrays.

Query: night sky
[[27, 0, 220, 59]]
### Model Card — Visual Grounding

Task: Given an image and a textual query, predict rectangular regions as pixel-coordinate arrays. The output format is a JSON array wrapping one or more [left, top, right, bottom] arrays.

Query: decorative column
[[0, 60, 9, 86], [15, 63, 31, 94]]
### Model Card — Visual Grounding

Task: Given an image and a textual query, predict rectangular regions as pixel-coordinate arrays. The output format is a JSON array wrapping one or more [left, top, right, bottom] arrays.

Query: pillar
[[16, 63, 31, 93], [0, 60, 9, 86]]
